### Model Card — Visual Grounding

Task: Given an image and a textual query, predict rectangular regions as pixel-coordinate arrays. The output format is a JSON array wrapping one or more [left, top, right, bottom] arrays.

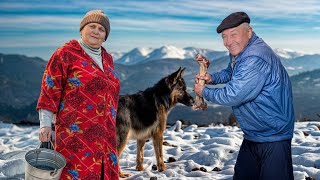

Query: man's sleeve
[[211, 62, 233, 85], [202, 56, 270, 106]]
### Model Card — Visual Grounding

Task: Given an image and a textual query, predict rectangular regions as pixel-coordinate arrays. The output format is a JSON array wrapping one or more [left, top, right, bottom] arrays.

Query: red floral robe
[[37, 40, 120, 180]]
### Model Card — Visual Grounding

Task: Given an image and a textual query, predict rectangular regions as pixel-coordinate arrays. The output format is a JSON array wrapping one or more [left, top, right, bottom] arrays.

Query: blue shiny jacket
[[202, 32, 294, 142]]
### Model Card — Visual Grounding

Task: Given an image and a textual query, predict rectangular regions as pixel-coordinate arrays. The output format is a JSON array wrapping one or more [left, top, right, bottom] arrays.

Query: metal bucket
[[25, 142, 66, 180]]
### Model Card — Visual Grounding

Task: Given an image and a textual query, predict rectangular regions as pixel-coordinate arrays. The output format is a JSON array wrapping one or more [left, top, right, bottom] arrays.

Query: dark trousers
[[233, 139, 293, 180]]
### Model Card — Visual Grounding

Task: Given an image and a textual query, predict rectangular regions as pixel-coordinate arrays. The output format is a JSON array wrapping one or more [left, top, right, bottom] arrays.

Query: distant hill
[[113, 45, 320, 77], [0, 54, 46, 108], [281, 54, 320, 76], [290, 69, 320, 120], [0, 53, 319, 124], [0, 53, 46, 124]]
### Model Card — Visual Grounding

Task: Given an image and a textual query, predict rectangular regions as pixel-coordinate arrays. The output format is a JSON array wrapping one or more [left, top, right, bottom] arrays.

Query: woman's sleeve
[[39, 108, 54, 128], [36, 49, 68, 113]]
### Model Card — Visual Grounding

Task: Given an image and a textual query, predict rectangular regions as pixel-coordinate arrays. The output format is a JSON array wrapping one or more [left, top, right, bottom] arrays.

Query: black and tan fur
[[116, 67, 194, 177]]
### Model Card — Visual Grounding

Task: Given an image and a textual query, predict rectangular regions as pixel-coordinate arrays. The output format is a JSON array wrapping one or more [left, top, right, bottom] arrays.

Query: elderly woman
[[37, 10, 120, 180]]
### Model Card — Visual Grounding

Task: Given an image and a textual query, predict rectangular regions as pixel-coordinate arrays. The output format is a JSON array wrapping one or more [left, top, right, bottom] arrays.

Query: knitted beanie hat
[[80, 10, 110, 40]]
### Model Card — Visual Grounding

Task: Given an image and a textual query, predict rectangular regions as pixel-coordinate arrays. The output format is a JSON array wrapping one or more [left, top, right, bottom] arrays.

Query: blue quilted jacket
[[202, 32, 294, 142]]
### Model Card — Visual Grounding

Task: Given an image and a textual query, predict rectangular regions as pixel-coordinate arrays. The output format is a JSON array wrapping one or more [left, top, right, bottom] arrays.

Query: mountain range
[[0, 46, 320, 124], [112, 45, 313, 63], [111, 45, 318, 76], [112, 46, 228, 65]]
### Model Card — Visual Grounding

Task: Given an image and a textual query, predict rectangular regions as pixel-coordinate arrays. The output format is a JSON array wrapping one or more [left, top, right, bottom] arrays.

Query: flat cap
[[216, 12, 250, 33]]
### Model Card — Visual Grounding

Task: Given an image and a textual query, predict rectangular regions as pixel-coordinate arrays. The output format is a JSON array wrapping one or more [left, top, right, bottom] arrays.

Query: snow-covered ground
[[0, 121, 320, 180]]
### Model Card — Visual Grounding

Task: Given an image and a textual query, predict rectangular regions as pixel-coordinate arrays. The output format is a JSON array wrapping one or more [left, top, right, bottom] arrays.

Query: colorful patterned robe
[[37, 40, 120, 180]]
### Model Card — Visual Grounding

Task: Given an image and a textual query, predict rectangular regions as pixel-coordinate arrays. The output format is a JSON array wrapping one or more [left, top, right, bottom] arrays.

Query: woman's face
[[81, 23, 106, 49]]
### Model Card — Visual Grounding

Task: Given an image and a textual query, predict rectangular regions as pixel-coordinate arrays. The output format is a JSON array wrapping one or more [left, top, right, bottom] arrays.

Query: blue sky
[[0, 0, 320, 60]]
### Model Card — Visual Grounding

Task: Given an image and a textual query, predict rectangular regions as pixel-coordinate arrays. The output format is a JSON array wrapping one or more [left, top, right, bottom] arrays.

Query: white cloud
[[112, 18, 212, 32], [3, 0, 320, 20], [265, 37, 320, 54], [0, 15, 80, 30], [1, 0, 320, 58], [0, 1, 86, 11], [100, 0, 320, 20]]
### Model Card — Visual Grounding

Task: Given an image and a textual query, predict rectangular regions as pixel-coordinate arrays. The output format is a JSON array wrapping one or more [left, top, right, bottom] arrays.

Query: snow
[[144, 45, 187, 61], [274, 48, 310, 59], [113, 45, 228, 65], [287, 66, 304, 70], [0, 121, 320, 179], [115, 47, 154, 65], [111, 52, 125, 62]]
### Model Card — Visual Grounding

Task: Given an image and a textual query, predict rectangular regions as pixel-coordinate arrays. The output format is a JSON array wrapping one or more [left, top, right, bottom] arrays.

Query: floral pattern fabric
[[37, 40, 120, 180]]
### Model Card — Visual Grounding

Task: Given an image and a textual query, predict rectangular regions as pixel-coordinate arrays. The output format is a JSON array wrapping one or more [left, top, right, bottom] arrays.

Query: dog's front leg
[[136, 139, 146, 171], [153, 132, 166, 172]]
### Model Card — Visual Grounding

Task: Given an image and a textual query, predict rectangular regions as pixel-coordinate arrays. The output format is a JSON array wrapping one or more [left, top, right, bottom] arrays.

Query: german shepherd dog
[[116, 67, 194, 177]]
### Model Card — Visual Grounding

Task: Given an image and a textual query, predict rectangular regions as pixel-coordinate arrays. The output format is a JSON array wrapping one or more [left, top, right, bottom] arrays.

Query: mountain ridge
[[112, 45, 316, 65]]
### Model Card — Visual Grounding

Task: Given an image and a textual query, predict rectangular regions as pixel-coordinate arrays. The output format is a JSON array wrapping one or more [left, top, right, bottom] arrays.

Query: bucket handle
[[35, 140, 55, 165], [35, 141, 60, 176], [50, 169, 58, 177], [38, 140, 55, 150]]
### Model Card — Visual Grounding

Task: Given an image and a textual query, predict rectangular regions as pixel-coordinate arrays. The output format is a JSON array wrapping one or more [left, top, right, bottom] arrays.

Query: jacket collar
[[65, 39, 107, 53], [64, 40, 111, 73], [64, 40, 82, 51]]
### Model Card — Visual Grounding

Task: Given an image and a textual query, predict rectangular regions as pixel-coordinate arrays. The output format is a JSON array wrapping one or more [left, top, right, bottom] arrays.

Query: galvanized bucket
[[25, 141, 66, 180]]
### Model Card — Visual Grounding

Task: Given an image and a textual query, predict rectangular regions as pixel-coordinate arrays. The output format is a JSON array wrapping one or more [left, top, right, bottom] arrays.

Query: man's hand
[[193, 81, 205, 97], [39, 127, 52, 142], [196, 73, 213, 84]]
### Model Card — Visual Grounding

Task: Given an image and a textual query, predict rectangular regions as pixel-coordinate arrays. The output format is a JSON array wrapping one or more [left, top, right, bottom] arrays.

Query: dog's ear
[[169, 67, 185, 86], [179, 67, 185, 78], [175, 67, 185, 79]]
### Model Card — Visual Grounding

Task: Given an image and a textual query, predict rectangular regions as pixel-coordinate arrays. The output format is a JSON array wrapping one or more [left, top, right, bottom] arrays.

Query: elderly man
[[194, 12, 294, 180]]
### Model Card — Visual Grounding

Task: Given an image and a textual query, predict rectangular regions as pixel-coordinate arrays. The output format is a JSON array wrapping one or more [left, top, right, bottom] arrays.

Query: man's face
[[222, 25, 252, 56]]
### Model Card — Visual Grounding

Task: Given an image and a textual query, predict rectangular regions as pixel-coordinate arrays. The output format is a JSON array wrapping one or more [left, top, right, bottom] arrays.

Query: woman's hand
[[39, 127, 52, 142]]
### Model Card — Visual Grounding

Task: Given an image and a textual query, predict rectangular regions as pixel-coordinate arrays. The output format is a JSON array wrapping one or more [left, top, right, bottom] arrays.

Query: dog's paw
[[136, 164, 144, 171], [158, 163, 166, 172], [119, 172, 131, 178]]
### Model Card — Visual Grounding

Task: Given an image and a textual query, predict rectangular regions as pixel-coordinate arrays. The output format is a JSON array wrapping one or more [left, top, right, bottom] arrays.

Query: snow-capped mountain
[[110, 52, 124, 61], [115, 47, 153, 65], [281, 54, 320, 76], [113, 45, 228, 65], [145, 45, 186, 61], [112, 46, 316, 66], [273, 48, 309, 59], [183, 47, 228, 61]]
